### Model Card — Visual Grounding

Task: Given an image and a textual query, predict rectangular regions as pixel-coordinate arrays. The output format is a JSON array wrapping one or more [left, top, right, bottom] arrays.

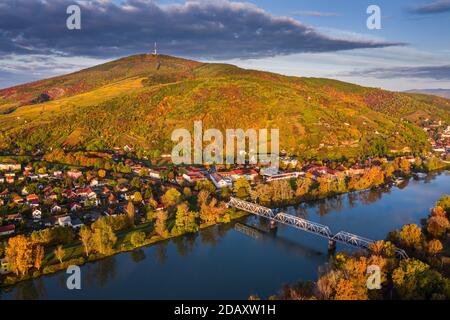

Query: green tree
[[235, 177, 251, 199], [130, 231, 146, 247], [161, 188, 182, 207]]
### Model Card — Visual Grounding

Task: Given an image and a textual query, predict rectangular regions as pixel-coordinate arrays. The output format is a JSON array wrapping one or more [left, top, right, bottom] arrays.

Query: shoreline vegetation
[[0, 158, 447, 289], [255, 194, 450, 300]]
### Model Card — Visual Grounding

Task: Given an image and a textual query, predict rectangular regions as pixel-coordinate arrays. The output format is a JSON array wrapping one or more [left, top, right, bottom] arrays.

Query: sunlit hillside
[[0, 54, 449, 160]]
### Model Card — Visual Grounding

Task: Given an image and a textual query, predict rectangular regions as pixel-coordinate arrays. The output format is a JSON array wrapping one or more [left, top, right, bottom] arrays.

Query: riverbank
[[0, 209, 249, 288]]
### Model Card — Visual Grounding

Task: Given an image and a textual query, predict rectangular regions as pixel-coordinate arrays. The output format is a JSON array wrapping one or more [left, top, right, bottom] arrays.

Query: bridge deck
[[228, 197, 407, 259]]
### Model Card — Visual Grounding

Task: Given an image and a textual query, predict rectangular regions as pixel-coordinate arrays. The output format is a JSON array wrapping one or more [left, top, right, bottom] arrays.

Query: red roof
[[0, 224, 15, 233]]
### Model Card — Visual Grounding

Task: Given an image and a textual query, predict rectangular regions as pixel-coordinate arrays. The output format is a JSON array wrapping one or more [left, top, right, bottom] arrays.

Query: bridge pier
[[328, 240, 336, 252], [269, 220, 278, 230]]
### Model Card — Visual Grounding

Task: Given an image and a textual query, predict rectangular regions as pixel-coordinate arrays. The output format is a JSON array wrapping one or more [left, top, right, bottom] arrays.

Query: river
[[1, 171, 449, 299]]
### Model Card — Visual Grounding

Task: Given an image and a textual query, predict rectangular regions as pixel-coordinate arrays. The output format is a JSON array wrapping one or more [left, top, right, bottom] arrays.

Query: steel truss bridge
[[228, 197, 407, 259]]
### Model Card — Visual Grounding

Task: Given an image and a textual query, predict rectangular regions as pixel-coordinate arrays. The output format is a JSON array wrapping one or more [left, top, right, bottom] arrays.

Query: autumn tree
[[392, 258, 448, 299], [127, 200, 136, 226], [235, 177, 251, 199], [162, 188, 182, 207], [155, 210, 169, 238], [427, 215, 449, 238], [173, 202, 198, 235], [130, 231, 146, 247], [5, 235, 34, 276], [91, 218, 117, 255], [399, 224, 422, 249], [54, 245, 65, 264], [426, 239, 443, 256], [79, 225, 93, 257], [33, 245, 45, 271]]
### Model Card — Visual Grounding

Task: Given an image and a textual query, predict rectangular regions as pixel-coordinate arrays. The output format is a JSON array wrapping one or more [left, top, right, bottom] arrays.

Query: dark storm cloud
[[0, 0, 402, 59], [344, 65, 450, 80], [408, 0, 450, 14]]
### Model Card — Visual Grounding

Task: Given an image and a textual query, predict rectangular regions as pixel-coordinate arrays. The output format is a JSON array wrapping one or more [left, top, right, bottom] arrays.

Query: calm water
[[1, 171, 449, 300]]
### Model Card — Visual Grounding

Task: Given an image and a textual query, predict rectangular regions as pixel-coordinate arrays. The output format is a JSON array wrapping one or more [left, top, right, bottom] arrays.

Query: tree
[[436, 195, 450, 214], [161, 188, 182, 207], [127, 201, 135, 226], [130, 231, 146, 247], [5, 235, 34, 276], [399, 224, 422, 249], [33, 245, 45, 271], [155, 210, 169, 238], [54, 245, 65, 264], [427, 216, 449, 238], [426, 239, 443, 256], [79, 225, 93, 257], [91, 218, 117, 255], [235, 177, 251, 199], [98, 169, 106, 179], [173, 202, 198, 234], [133, 191, 143, 203], [392, 258, 447, 299]]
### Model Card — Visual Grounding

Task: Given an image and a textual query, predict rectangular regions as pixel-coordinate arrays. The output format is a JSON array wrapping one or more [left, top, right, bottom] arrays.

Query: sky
[[0, 0, 449, 90]]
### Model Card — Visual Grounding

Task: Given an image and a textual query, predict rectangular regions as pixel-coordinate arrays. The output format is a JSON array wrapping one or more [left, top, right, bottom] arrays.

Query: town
[[0, 119, 449, 283]]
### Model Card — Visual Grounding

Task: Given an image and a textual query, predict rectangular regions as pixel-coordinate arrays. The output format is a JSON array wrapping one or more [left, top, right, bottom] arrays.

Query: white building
[[210, 173, 233, 189]]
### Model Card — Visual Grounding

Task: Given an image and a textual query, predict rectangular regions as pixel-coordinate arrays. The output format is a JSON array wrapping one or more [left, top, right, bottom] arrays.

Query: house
[[306, 166, 337, 177], [53, 170, 63, 178], [0, 258, 11, 275], [13, 196, 24, 204], [51, 204, 62, 214], [0, 224, 15, 237], [57, 216, 72, 227], [0, 189, 10, 198], [183, 171, 206, 183], [21, 186, 29, 195], [108, 193, 118, 205], [38, 173, 49, 179], [148, 169, 162, 180], [0, 163, 21, 171], [265, 171, 305, 182], [67, 169, 83, 180], [90, 179, 99, 186], [29, 175, 39, 181], [26, 194, 39, 202], [32, 208, 42, 220], [7, 213, 22, 222], [0, 177, 4, 183], [70, 202, 82, 212], [210, 173, 233, 189]]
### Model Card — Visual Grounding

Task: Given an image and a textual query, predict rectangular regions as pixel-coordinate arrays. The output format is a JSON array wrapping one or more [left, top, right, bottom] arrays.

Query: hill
[[405, 89, 450, 99], [0, 54, 449, 160]]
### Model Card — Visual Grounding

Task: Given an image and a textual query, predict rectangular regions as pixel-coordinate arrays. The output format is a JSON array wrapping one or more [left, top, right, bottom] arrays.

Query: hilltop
[[0, 54, 449, 160]]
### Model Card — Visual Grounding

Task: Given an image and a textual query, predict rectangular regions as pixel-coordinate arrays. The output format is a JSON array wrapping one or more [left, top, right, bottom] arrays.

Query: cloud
[[0, 0, 402, 60], [343, 65, 450, 80], [291, 11, 340, 17], [408, 0, 450, 14]]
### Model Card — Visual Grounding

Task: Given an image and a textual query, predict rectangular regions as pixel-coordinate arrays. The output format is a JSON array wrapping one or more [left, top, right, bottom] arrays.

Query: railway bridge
[[227, 197, 408, 259]]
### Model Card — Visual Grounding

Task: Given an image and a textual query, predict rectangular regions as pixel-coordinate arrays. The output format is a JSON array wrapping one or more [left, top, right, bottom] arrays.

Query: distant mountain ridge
[[405, 89, 450, 99], [0, 54, 449, 160]]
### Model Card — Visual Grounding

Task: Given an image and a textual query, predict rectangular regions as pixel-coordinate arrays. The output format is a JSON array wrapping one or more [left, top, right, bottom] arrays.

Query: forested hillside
[[0, 54, 448, 160]]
